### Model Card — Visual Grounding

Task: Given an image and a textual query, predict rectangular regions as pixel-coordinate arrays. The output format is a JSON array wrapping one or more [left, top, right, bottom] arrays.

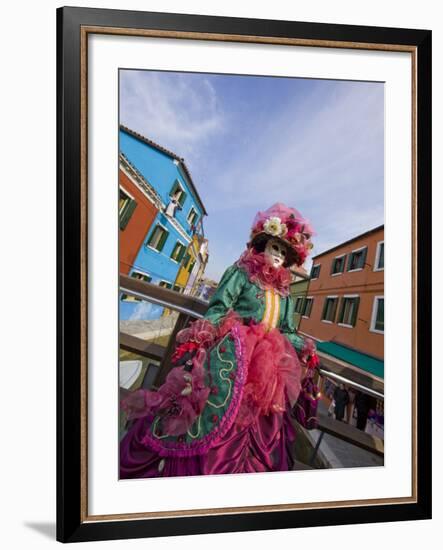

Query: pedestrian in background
[[333, 383, 349, 422], [355, 391, 371, 431]]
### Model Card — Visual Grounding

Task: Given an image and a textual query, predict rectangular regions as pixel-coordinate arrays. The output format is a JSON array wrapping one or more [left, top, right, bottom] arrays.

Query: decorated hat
[[248, 203, 315, 267]]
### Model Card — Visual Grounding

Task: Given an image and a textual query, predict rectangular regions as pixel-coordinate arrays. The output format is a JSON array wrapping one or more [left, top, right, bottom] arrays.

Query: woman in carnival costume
[[120, 203, 320, 478]]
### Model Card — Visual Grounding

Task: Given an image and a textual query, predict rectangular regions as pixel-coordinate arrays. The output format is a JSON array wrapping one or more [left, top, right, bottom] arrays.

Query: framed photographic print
[[57, 6, 432, 543]]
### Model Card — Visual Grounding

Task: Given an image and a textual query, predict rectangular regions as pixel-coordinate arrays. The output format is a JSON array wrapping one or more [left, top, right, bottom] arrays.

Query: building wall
[[120, 129, 204, 236], [130, 211, 191, 286], [119, 128, 207, 320], [299, 227, 384, 359], [119, 169, 158, 275]]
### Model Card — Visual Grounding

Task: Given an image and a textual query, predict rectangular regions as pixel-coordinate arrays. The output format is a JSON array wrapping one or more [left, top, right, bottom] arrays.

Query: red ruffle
[[235, 322, 302, 427]]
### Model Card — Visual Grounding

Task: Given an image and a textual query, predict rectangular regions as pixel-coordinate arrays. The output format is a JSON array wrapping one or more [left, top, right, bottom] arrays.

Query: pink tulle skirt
[[120, 321, 302, 478]]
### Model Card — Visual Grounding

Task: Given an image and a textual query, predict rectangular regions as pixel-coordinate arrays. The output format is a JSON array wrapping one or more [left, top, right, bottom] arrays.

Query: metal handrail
[[318, 368, 384, 399], [120, 273, 208, 318], [120, 286, 205, 318]]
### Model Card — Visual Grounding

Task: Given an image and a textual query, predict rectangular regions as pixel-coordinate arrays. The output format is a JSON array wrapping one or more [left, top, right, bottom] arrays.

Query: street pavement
[[307, 401, 384, 469]]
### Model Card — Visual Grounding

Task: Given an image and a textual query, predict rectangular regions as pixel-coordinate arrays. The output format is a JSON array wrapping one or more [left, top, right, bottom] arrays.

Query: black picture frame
[[57, 6, 432, 543]]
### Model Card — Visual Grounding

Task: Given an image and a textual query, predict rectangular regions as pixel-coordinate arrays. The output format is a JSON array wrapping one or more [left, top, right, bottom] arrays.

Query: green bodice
[[204, 264, 305, 353]]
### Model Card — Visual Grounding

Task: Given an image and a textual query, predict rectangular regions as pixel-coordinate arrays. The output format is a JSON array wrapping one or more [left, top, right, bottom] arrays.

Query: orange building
[[119, 158, 161, 275], [299, 225, 384, 359], [299, 225, 384, 435]]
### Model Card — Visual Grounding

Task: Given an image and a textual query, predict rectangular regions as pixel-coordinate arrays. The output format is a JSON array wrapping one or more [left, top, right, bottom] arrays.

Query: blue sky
[[120, 70, 384, 281]]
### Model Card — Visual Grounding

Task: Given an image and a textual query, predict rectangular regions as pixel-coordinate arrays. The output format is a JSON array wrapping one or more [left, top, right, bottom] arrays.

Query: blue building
[[119, 126, 208, 321]]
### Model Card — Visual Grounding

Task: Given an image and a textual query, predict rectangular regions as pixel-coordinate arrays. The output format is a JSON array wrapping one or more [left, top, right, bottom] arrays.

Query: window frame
[[119, 186, 133, 214], [321, 295, 339, 323], [187, 258, 196, 273], [187, 206, 199, 226], [146, 222, 169, 253], [310, 264, 321, 280], [302, 296, 314, 318], [294, 296, 305, 314], [169, 179, 187, 207], [119, 186, 137, 230], [159, 280, 173, 290], [374, 241, 384, 271], [331, 254, 346, 276], [337, 294, 360, 328], [370, 295, 384, 334], [170, 240, 187, 263], [347, 246, 368, 272]]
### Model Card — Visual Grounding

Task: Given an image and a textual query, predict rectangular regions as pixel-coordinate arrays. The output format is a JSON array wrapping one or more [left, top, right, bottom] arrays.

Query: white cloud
[[129, 301, 162, 321], [120, 71, 225, 160], [207, 82, 383, 214]]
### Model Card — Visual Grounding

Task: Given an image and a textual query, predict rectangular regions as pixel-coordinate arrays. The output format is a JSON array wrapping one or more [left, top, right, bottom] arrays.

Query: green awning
[[316, 341, 384, 379]]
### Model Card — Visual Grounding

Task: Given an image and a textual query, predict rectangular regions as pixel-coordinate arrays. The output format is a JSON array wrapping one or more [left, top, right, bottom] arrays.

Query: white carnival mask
[[264, 238, 287, 269]]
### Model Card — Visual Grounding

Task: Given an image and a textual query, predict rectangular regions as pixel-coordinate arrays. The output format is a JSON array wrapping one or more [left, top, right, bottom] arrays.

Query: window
[[119, 188, 131, 213], [182, 252, 191, 268], [187, 207, 199, 226], [173, 285, 184, 293], [322, 297, 338, 323], [347, 247, 368, 271], [371, 296, 384, 333], [311, 264, 321, 279], [119, 188, 137, 230], [187, 259, 196, 273], [121, 271, 152, 301], [170, 241, 186, 262], [302, 297, 313, 318], [331, 255, 346, 275], [374, 241, 384, 271], [294, 296, 305, 314], [338, 296, 360, 327], [147, 224, 169, 252], [169, 180, 187, 207], [159, 281, 172, 289]]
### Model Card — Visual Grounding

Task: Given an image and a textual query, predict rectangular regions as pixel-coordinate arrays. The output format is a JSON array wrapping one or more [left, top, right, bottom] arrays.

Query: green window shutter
[[157, 229, 168, 252], [179, 191, 187, 207], [375, 298, 384, 330], [338, 298, 345, 323], [171, 242, 181, 260], [378, 244, 384, 269], [346, 253, 353, 271], [351, 297, 360, 326], [307, 298, 313, 317], [331, 298, 338, 322], [119, 199, 137, 230], [321, 299, 328, 320], [360, 247, 368, 269], [182, 252, 190, 267], [177, 246, 186, 262], [170, 181, 179, 197], [147, 226, 159, 247], [188, 260, 196, 273]]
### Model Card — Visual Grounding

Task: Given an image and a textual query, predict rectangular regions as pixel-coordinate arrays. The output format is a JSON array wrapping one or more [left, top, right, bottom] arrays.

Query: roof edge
[[120, 125, 208, 216], [312, 224, 384, 260]]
